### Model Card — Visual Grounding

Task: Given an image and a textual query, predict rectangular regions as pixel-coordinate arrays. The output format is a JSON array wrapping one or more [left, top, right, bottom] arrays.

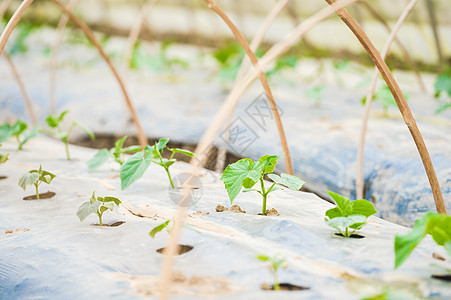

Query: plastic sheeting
[[0, 137, 450, 299]]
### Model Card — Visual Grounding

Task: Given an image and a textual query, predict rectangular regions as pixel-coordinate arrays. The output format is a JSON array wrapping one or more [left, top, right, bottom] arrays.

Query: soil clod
[[258, 208, 279, 216], [261, 283, 309, 291], [431, 274, 451, 282], [4, 228, 30, 234], [432, 252, 447, 261], [0, 176, 7, 180], [334, 233, 365, 239], [156, 244, 193, 255], [23, 191, 56, 200], [215, 204, 246, 213]]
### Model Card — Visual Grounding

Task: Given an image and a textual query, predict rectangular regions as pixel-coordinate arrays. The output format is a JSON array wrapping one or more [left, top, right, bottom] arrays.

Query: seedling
[[0, 120, 39, 150], [18, 165, 56, 200], [304, 85, 325, 106], [324, 191, 377, 237], [120, 138, 194, 190], [76, 191, 121, 226], [221, 155, 305, 215], [394, 212, 451, 269], [256, 254, 287, 291], [0, 152, 8, 165], [361, 84, 409, 117], [434, 66, 451, 114], [131, 41, 188, 72], [87, 135, 140, 171], [45, 110, 95, 160]]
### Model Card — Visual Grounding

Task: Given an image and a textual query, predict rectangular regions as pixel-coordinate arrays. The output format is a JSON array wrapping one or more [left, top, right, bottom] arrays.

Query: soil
[[4, 228, 30, 235], [23, 191, 56, 200], [431, 274, 451, 282], [0, 176, 7, 180], [334, 233, 365, 239], [432, 252, 447, 261], [156, 244, 193, 255], [215, 204, 246, 213], [261, 283, 309, 291], [191, 211, 210, 216], [74, 135, 241, 172], [114, 271, 237, 297], [258, 208, 279, 216], [91, 221, 125, 227]]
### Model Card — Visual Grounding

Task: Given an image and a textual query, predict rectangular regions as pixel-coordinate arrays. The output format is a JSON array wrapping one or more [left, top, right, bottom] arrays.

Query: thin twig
[[3, 52, 37, 125], [425, 0, 443, 69], [49, 0, 147, 148], [324, 0, 446, 214], [356, 0, 419, 200], [49, 0, 81, 115]]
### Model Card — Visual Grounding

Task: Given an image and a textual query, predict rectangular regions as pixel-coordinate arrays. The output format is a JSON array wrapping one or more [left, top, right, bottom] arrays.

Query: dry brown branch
[[356, 0, 419, 200], [3, 52, 37, 125], [50, 0, 147, 148], [49, 0, 81, 115], [324, 0, 446, 214]]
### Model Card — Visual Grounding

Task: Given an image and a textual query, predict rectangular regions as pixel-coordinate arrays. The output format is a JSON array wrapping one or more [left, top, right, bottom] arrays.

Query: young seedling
[[304, 85, 326, 106], [18, 165, 56, 200], [0, 152, 8, 165], [256, 254, 287, 291], [149, 220, 172, 238], [45, 110, 95, 160], [0, 120, 39, 150], [87, 135, 141, 171], [324, 191, 377, 238], [120, 138, 194, 190], [434, 66, 451, 113], [394, 212, 451, 269], [361, 84, 409, 117], [221, 155, 305, 215], [76, 191, 121, 226]]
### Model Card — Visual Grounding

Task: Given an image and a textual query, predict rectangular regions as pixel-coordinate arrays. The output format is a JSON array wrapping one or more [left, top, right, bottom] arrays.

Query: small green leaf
[[0, 152, 8, 164], [122, 145, 141, 153], [11, 120, 27, 137], [162, 158, 177, 168], [101, 201, 115, 211], [18, 172, 39, 190], [256, 254, 270, 262], [99, 205, 110, 214], [120, 149, 153, 190], [87, 149, 110, 171], [90, 191, 97, 204], [76, 200, 101, 222], [115, 136, 128, 154], [434, 74, 451, 97], [73, 121, 95, 140], [327, 190, 352, 217], [46, 114, 61, 128], [350, 199, 377, 218], [149, 220, 170, 238], [0, 124, 12, 143], [267, 173, 305, 191], [18, 126, 39, 150], [39, 170, 56, 184], [154, 138, 169, 154], [170, 148, 195, 157], [103, 196, 121, 206], [256, 155, 280, 174]]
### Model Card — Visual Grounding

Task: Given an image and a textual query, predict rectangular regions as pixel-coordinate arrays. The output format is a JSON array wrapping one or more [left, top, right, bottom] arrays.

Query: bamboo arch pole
[[324, 0, 446, 214], [159, 1, 360, 299], [49, 0, 81, 115], [356, 0, 419, 199]]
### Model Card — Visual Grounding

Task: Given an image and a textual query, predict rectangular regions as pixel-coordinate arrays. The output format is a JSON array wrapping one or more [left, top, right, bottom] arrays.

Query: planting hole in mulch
[[431, 274, 451, 282], [156, 244, 193, 255], [261, 283, 309, 291], [23, 191, 56, 200], [258, 208, 280, 216], [334, 233, 365, 239], [91, 221, 126, 227], [0, 176, 7, 180]]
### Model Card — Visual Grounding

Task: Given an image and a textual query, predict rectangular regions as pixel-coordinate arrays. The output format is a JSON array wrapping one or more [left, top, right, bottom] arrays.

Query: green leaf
[[0, 124, 12, 143], [89, 191, 97, 204], [256, 254, 270, 262], [18, 126, 39, 150], [170, 148, 195, 157], [103, 196, 121, 206], [256, 155, 280, 174], [350, 199, 377, 218], [327, 190, 353, 217], [122, 145, 141, 153], [114, 135, 128, 154], [87, 149, 110, 171], [154, 138, 169, 154], [120, 149, 153, 190], [327, 215, 367, 233], [73, 121, 95, 140], [0, 152, 8, 164], [11, 120, 27, 137], [39, 170, 56, 184], [46, 113, 62, 128], [76, 200, 101, 222], [101, 202, 115, 211], [149, 220, 170, 238], [220, 158, 262, 203], [162, 158, 176, 168], [18, 172, 39, 190], [267, 173, 305, 191], [434, 74, 451, 97], [435, 102, 451, 114]]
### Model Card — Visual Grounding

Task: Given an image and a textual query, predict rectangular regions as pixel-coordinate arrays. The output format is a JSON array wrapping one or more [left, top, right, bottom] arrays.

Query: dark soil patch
[[431, 274, 451, 282], [261, 283, 309, 291], [23, 191, 56, 200], [92, 221, 125, 227], [74, 135, 241, 172], [0, 176, 7, 180], [156, 244, 193, 255], [334, 233, 365, 239]]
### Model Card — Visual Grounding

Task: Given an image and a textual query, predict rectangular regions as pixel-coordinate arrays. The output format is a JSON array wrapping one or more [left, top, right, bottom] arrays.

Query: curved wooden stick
[[49, 0, 147, 147], [49, 0, 81, 115], [0, 0, 34, 56], [358, 1, 425, 92], [3, 52, 37, 125], [356, 0, 419, 199], [324, 0, 446, 214], [205, 0, 293, 175]]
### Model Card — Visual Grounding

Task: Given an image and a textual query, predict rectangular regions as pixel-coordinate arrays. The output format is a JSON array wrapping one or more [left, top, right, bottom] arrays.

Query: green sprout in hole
[[394, 212, 451, 270], [361, 84, 409, 117], [44, 110, 95, 160], [0, 120, 39, 150], [76, 191, 121, 226], [120, 138, 194, 190], [87, 135, 141, 171], [0, 151, 8, 165], [221, 155, 305, 215], [324, 191, 377, 238], [18, 165, 56, 200], [256, 254, 287, 291]]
